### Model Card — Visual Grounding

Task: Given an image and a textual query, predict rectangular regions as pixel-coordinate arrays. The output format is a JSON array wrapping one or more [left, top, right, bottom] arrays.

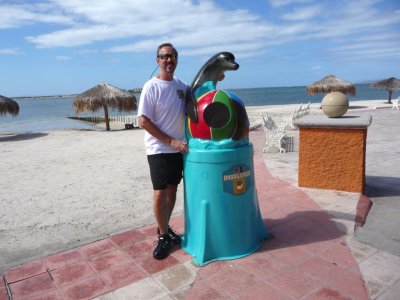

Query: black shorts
[[147, 153, 183, 190]]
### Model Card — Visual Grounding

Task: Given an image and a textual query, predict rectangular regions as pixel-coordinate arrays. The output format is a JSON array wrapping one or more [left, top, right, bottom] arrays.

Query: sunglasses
[[157, 53, 177, 60]]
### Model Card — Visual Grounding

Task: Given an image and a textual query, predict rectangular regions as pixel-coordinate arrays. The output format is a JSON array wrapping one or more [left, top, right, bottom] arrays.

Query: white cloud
[[55, 55, 70, 61], [281, 5, 322, 21], [24, 0, 271, 53], [0, 2, 74, 29], [269, 0, 315, 8], [75, 49, 99, 55], [311, 65, 321, 71], [108, 58, 120, 64], [1, 0, 400, 64], [0, 48, 24, 55]]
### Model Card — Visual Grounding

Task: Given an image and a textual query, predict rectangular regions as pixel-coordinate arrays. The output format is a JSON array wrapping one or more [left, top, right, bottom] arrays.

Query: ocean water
[[0, 84, 393, 133]]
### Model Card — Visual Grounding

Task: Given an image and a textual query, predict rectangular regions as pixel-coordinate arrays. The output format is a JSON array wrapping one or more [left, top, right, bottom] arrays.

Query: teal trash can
[[182, 139, 269, 266]]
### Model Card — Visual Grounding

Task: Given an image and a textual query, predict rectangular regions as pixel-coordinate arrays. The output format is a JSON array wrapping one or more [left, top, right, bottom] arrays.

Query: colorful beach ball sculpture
[[188, 90, 249, 141]]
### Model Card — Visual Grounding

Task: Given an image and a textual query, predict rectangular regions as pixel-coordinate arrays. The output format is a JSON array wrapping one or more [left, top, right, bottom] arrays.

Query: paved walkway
[[1, 107, 400, 300]]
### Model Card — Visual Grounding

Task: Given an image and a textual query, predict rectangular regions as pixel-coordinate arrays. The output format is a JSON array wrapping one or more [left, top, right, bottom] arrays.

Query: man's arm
[[139, 115, 188, 154]]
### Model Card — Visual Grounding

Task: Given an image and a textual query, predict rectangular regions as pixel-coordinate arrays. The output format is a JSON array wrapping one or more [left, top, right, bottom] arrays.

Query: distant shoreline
[[12, 88, 142, 100], [13, 94, 78, 100]]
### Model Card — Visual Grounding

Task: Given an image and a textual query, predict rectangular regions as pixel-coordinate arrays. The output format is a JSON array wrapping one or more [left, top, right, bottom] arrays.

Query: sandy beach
[[0, 99, 392, 271]]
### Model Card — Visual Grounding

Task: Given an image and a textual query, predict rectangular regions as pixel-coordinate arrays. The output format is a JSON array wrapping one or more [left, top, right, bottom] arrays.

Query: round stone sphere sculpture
[[321, 92, 349, 118]]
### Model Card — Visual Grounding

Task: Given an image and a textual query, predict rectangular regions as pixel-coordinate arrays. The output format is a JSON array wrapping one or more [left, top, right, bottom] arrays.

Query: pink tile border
[[60, 276, 109, 300], [9, 273, 56, 299], [43, 249, 84, 270], [50, 261, 96, 287], [79, 239, 117, 258], [5, 259, 47, 283]]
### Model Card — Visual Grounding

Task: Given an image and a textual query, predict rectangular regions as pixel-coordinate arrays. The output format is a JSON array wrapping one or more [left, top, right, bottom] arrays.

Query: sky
[[1, 0, 400, 97]]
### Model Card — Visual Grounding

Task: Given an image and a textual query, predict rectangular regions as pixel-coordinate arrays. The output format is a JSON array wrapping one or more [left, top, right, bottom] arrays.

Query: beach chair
[[282, 102, 310, 130], [297, 104, 304, 117], [261, 113, 288, 153], [124, 116, 140, 129], [393, 97, 399, 110], [304, 101, 311, 114], [263, 130, 287, 153], [288, 109, 299, 130]]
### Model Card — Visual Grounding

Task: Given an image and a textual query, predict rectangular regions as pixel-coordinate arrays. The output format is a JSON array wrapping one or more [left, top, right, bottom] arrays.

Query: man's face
[[157, 46, 177, 74]]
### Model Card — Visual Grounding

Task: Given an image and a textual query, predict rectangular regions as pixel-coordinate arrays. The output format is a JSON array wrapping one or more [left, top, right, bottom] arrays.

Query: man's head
[[156, 43, 178, 79]]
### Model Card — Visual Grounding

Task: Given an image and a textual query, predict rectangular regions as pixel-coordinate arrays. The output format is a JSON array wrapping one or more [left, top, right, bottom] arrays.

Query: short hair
[[157, 43, 178, 56]]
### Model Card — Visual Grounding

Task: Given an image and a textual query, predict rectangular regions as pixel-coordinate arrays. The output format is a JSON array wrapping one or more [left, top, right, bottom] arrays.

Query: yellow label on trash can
[[234, 178, 246, 194]]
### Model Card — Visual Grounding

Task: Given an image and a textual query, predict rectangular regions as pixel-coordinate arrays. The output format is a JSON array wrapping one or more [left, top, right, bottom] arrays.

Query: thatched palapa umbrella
[[0, 95, 20, 117], [306, 75, 356, 96], [369, 77, 400, 104], [73, 82, 137, 131]]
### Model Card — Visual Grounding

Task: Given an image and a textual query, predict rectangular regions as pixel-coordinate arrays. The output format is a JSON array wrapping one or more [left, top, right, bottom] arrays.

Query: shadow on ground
[[365, 175, 400, 197], [260, 210, 350, 253], [0, 132, 48, 142], [349, 105, 368, 109]]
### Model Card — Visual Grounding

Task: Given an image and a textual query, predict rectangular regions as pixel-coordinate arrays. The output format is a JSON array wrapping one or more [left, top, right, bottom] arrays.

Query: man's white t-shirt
[[138, 76, 188, 155]]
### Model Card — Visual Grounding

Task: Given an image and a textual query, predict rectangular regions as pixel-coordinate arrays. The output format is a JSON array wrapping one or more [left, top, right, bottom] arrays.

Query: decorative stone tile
[[375, 281, 400, 300], [268, 243, 313, 265], [237, 281, 292, 300], [28, 289, 64, 300], [44, 249, 84, 270], [318, 241, 357, 268], [196, 260, 233, 280], [79, 239, 117, 258], [153, 264, 197, 292], [169, 216, 184, 230], [170, 247, 192, 263], [99, 262, 146, 290], [138, 225, 158, 239], [346, 236, 377, 262], [269, 223, 306, 243], [268, 267, 322, 299], [90, 250, 130, 272], [0, 286, 8, 300], [236, 252, 288, 280], [329, 269, 369, 300], [92, 292, 117, 300], [121, 239, 154, 260], [297, 256, 346, 283], [5, 259, 47, 283], [112, 277, 169, 299], [183, 278, 225, 299], [286, 216, 322, 233], [60, 276, 109, 300], [135, 255, 180, 275], [50, 261, 96, 286], [110, 229, 146, 248], [207, 264, 257, 297], [303, 287, 352, 300], [363, 277, 389, 299], [359, 256, 400, 286], [9, 273, 56, 299]]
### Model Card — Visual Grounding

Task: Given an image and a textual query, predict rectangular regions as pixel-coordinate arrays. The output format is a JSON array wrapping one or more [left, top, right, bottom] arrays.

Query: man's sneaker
[[167, 226, 182, 245], [153, 234, 172, 260], [157, 226, 181, 245]]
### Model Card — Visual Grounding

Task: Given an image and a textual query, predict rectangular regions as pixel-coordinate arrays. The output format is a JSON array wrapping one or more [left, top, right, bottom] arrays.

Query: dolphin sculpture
[[186, 52, 239, 123]]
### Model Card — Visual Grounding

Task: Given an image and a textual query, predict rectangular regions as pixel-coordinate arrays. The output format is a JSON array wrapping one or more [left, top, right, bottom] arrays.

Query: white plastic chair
[[393, 97, 399, 110], [261, 113, 288, 153]]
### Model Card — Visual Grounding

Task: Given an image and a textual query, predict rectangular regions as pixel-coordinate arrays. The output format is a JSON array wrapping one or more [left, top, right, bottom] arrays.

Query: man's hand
[[170, 139, 188, 154]]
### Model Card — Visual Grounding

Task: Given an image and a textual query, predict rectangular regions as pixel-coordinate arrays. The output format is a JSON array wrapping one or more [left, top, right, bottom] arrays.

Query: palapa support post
[[103, 104, 110, 131]]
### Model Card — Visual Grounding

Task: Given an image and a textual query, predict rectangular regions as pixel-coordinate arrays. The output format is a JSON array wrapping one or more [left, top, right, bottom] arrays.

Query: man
[[138, 43, 188, 260]]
